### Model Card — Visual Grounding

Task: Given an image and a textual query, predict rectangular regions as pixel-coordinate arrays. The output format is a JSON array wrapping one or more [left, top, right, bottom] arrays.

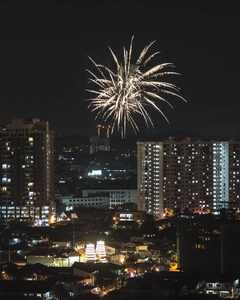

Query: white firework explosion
[[86, 36, 186, 138]]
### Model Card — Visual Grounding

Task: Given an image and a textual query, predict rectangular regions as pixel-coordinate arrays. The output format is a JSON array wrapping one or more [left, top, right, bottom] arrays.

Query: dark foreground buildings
[[177, 214, 240, 276]]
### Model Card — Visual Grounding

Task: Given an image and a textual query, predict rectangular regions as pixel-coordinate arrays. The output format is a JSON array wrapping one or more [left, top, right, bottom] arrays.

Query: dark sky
[[0, 0, 239, 138]]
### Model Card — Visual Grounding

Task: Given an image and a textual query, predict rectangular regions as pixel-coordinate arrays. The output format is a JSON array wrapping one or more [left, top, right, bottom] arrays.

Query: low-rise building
[[110, 254, 125, 265], [114, 210, 146, 226], [205, 279, 233, 298], [25, 247, 69, 267], [121, 242, 136, 255], [60, 194, 109, 210], [105, 244, 122, 257], [72, 262, 125, 286], [116, 221, 138, 230], [58, 210, 78, 221], [82, 189, 138, 207], [0, 280, 55, 300], [108, 279, 174, 300], [59, 189, 138, 210]]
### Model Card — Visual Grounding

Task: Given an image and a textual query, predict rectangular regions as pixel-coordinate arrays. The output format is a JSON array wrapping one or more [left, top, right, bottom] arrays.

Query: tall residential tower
[[137, 138, 240, 218], [137, 142, 163, 218], [0, 118, 55, 225]]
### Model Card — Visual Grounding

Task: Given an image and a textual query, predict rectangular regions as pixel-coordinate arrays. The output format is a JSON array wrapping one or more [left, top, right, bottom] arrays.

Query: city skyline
[[1, 1, 240, 295], [0, 1, 239, 137]]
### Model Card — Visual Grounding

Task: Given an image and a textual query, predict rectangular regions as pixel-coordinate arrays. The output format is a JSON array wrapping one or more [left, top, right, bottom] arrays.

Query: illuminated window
[[29, 137, 34, 142]]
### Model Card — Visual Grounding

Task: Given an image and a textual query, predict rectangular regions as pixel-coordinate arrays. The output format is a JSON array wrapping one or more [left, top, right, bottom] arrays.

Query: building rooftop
[[0, 280, 53, 293], [72, 262, 124, 273]]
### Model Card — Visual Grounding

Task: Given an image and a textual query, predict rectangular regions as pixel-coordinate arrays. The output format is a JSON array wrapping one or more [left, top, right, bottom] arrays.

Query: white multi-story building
[[137, 138, 240, 218], [60, 189, 137, 210], [213, 142, 229, 212], [82, 189, 137, 207], [137, 142, 163, 218], [60, 194, 109, 210]]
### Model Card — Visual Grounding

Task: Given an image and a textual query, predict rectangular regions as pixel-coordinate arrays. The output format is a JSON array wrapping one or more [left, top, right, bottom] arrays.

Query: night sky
[[0, 0, 239, 138]]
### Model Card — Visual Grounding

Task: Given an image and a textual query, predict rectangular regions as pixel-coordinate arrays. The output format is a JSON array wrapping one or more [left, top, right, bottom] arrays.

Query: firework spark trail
[[86, 36, 186, 138]]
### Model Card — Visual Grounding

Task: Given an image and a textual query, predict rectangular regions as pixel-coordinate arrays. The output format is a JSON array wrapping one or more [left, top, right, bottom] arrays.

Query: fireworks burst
[[86, 36, 186, 138]]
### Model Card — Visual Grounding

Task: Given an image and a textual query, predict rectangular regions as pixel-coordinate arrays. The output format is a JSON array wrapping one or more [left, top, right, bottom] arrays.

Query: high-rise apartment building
[[137, 142, 163, 218], [0, 118, 55, 225], [212, 142, 229, 211], [228, 140, 240, 210], [137, 138, 240, 219]]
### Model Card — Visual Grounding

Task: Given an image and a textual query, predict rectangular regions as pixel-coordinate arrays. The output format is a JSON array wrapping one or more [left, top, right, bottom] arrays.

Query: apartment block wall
[[0, 118, 55, 225], [137, 137, 240, 218]]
